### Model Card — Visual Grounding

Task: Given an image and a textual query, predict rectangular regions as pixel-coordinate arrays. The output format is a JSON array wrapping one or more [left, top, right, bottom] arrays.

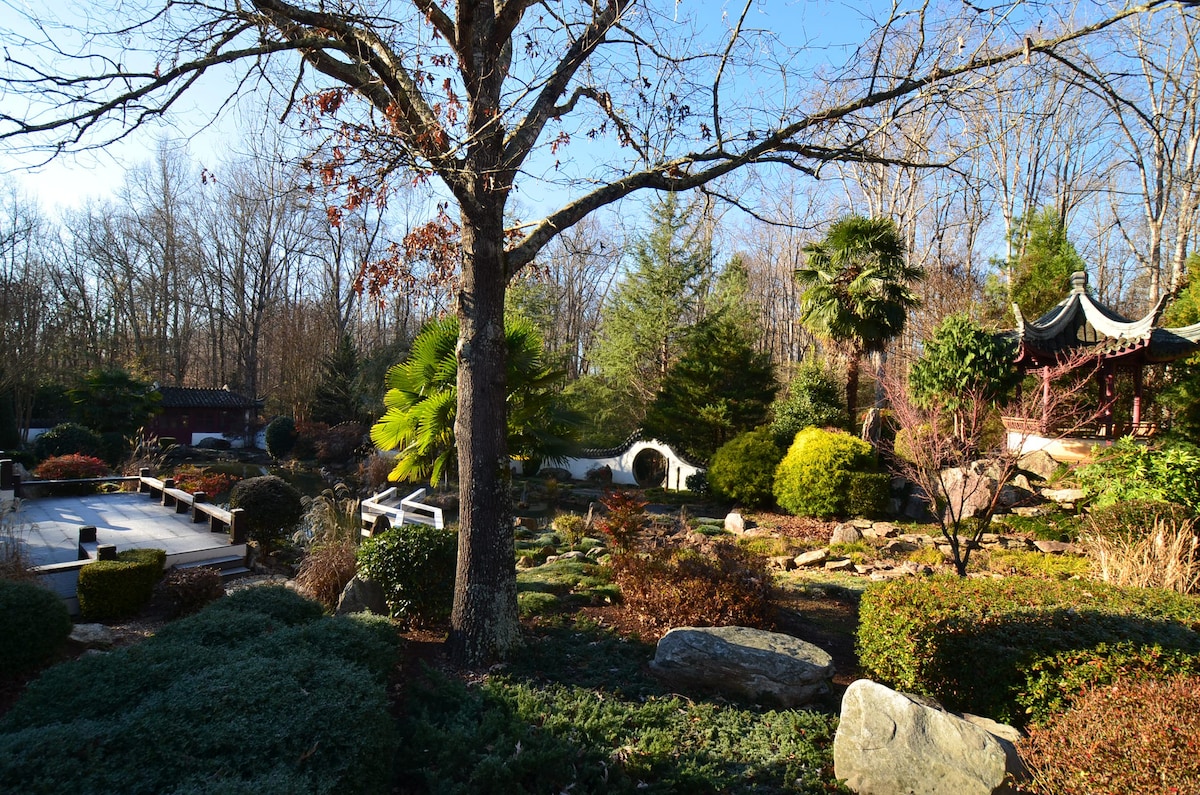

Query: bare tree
[[0, 0, 1177, 665], [887, 354, 1100, 576]]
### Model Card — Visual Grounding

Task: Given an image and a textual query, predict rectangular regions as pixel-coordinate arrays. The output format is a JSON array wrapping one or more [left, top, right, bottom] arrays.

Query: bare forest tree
[[0, 0, 1179, 665]]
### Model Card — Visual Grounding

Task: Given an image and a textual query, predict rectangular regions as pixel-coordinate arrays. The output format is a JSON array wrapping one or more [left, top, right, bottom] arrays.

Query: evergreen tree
[[311, 333, 363, 425], [642, 315, 778, 463], [592, 194, 714, 408], [1008, 207, 1085, 320]]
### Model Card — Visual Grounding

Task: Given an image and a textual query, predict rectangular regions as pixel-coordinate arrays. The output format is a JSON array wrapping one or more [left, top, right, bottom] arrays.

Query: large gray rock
[[940, 461, 1001, 519], [650, 626, 834, 708], [1017, 450, 1059, 480], [834, 679, 1025, 795], [335, 575, 388, 616], [830, 522, 864, 545], [69, 623, 116, 649]]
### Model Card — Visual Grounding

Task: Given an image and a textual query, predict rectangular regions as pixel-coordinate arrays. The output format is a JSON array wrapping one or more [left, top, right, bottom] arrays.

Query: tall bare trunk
[[447, 210, 521, 666]]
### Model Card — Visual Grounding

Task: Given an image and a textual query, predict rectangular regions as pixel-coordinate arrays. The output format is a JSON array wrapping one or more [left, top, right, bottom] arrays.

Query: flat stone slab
[[650, 626, 835, 708]]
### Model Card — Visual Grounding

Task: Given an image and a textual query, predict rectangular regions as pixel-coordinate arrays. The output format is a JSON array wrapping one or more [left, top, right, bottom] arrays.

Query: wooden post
[[1103, 366, 1116, 438], [138, 467, 151, 494], [11, 474, 20, 499], [162, 478, 175, 507], [229, 508, 247, 544], [0, 459, 11, 491], [96, 544, 117, 561], [79, 525, 97, 543], [1132, 366, 1144, 427], [192, 491, 208, 523], [1040, 366, 1051, 434]]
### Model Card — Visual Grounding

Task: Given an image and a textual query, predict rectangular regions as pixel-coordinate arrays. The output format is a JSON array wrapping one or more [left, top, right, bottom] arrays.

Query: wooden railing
[[360, 486, 445, 535], [136, 469, 246, 543]]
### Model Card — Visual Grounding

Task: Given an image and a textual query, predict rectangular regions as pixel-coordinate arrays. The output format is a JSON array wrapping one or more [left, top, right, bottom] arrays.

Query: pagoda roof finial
[[1070, 271, 1088, 292]]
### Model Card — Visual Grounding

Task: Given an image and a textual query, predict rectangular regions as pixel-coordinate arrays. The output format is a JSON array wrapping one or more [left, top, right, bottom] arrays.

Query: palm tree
[[795, 215, 923, 426], [370, 315, 579, 485]]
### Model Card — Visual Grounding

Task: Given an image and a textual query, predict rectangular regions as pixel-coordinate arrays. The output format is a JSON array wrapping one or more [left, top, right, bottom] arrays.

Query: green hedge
[[0, 579, 71, 674], [358, 523, 458, 625], [0, 586, 399, 795], [77, 548, 166, 621], [858, 576, 1200, 726], [845, 471, 890, 518]]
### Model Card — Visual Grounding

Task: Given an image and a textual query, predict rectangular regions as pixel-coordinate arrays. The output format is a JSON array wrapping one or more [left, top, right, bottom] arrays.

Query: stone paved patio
[[10, 491, 234, 567]]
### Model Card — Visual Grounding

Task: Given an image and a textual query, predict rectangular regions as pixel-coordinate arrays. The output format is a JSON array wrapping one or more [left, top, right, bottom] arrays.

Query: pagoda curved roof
[[1012, 271, 1200, 365]]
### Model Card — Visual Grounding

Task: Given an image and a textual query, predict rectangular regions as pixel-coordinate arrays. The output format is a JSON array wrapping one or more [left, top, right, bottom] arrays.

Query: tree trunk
[[447, 210, 521, 667], [845, 352, 861, 428]]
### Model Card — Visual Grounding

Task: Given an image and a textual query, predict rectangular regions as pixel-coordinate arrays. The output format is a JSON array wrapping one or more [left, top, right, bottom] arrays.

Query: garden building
[[1004, 271, 1200, 455]]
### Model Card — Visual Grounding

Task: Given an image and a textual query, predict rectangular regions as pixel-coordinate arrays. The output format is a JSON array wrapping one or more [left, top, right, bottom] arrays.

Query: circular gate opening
[[632, 448, 667, 488]]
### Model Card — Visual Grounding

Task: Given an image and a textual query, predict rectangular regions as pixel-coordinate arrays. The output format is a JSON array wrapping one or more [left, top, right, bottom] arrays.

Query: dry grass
[[296, 539, 359, 608], [1080, 517, 1200, 594], [0, 500, 36, 583]]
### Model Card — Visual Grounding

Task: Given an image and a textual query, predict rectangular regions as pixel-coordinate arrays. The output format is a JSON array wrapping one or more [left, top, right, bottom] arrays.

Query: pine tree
[[592, 194, 714, 407], [310, 333, 362, 426], [642, 315, 778, 463], [1009, 208, 1085, 320]]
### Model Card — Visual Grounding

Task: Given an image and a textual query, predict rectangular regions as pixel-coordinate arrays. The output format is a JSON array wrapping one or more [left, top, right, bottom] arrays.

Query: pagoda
[[1009, 271, 1200, 438]]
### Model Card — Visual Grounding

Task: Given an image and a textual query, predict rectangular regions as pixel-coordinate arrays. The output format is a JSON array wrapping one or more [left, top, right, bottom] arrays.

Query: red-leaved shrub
[[33, 454, 109, 480], [611, 539, 774, 633], [171, 465, 239, 498], [158, 566, 225, 617], [1019, 675, 1200, 794], [597, 490, 647, 552]]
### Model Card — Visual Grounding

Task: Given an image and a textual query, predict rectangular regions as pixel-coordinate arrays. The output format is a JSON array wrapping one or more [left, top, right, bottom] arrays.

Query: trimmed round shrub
[[32, 454, 110, 480], [264, 415, 298, 459], [0, 579, 71, 674], [1021, 675, 1200, 794], [357, 523, 458, 626], [773, 427, 876, 518], [77, 548, 166, 621], [229, 475, 304, 554], [32, 422, 104, 461], [707, 428, 783, 508], [846, 471, 891, 518]]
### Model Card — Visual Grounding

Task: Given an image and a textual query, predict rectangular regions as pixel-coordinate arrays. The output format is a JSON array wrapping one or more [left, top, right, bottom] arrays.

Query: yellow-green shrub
[[773, 427, 876, 518], [77, 548, 166, 621]]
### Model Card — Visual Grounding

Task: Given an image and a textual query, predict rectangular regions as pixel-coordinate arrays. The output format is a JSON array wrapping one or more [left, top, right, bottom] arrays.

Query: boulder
[[794, 548, 828, 567], [940, 460, 1001, 519], [69, 623, 116, 649], [585, 464, 613, 484], [335, 575, 388, 616], [1017, 450, 1059, 480], [724, 511, 746, 534], [539, 467, 572, 481], [650, 626, 834, 708], [830, 522, 863, 545], [825, 558, 854, 572], [834, 679, 1025, 794], [1040, 487, 1085, 505], [863, 522, 899, 539]]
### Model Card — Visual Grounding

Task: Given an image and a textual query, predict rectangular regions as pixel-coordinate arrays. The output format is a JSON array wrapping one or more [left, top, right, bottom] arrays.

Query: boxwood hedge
[[857, 576, 1200, 726], [77, 547, 166, 621]]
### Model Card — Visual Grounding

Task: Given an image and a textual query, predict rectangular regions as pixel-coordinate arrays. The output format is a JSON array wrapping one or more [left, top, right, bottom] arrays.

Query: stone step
[[175, 554, 247, 572]]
